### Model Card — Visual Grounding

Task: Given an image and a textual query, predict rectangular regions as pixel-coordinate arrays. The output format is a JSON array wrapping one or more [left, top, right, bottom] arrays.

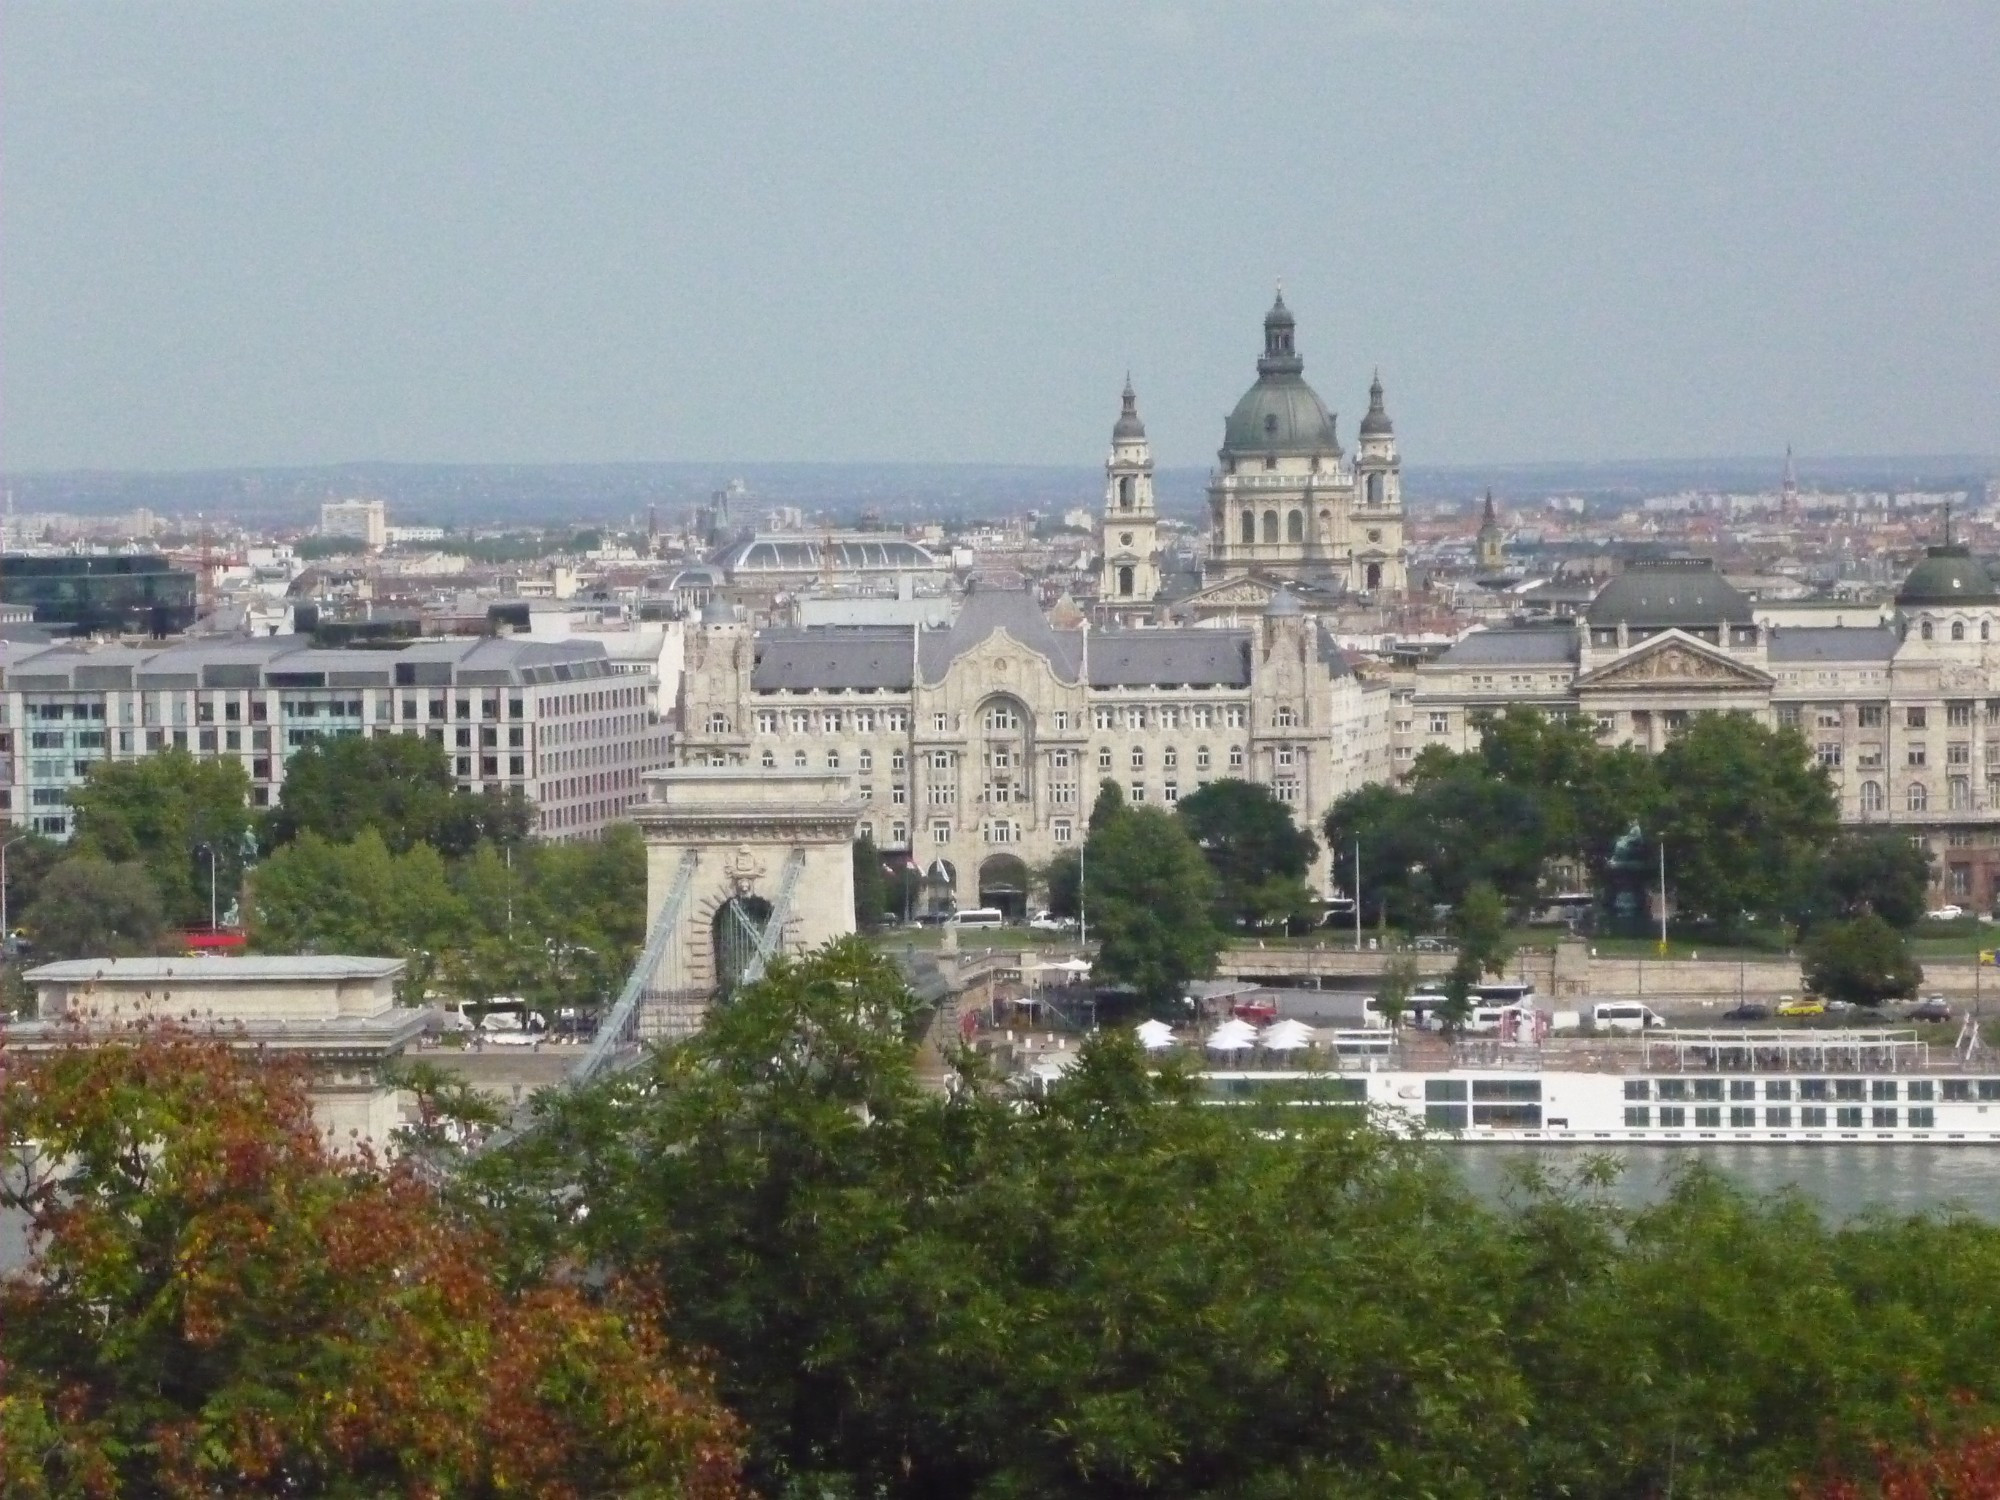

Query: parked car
[[1027, 910, 1077, 933], [1231, 997, 1279, 1024], [1411, 935, 1454, 952], [1721, 1002, 1770, 1022], [1928, 904, 1966, 921], [1777, 995, 1826, 1017], [1910, 996, 1953, 1023]]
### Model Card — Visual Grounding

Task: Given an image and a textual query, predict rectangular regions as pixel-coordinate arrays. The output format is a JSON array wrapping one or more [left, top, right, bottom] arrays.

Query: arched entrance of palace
[[978, 853, 1031, 921]]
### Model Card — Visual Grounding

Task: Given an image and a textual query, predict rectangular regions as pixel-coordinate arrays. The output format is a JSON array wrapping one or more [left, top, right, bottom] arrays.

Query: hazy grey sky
[[2, 1, 1995, 473]]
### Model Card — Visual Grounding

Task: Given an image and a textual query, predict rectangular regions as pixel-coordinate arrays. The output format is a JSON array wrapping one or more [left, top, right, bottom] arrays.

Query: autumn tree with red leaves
[[0, 1029, 742, 1498]]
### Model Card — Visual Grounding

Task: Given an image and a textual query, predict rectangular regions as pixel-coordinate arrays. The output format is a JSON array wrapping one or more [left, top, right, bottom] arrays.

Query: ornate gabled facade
[[672, 585, 1393, 909], [1205, 295, 1406, 596], [1406, 551, 2000, 906]]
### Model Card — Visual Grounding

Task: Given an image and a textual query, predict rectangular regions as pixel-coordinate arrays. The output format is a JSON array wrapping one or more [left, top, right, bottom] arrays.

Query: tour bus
[[948, 907, 1007, 929]]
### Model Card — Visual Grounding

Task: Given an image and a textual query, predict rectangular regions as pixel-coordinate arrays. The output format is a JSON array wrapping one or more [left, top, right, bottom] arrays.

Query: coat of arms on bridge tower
[[724, 845, 767, 895]]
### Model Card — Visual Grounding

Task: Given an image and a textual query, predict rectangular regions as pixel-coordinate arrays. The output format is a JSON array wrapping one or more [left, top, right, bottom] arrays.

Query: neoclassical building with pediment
[[671, 586, 1393, 910], [1408, 552, 2000, 906]]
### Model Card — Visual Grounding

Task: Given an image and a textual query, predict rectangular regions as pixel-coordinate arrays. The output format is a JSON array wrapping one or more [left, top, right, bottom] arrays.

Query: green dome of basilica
[[1219, 293, 1340, 460]]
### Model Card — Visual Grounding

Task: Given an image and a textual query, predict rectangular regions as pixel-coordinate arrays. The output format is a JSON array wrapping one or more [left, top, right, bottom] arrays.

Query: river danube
[[1458, 1143, 2000, 1220]]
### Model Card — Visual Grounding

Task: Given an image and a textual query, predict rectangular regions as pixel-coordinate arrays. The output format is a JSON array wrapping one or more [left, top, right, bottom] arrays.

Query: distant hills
[[2, 454, 1991, 530]]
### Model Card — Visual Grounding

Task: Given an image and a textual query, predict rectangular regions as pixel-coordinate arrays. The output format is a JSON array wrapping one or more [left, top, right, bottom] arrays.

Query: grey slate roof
[[1088, 629, 1252, 688], [1436, 628, 1580, 666], [1766, 627, 1899, 663], [1586, 560, 1753, 627], [753, 628, 915, 691]]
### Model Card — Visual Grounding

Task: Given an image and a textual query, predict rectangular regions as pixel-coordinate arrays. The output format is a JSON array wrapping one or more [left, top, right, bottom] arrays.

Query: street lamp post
[[1, 834, 29, 959], [197, 843, 219, 932]]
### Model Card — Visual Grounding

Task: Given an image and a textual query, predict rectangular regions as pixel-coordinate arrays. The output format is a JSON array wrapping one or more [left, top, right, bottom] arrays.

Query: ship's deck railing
[[1642, 1028, 1930, 1073]]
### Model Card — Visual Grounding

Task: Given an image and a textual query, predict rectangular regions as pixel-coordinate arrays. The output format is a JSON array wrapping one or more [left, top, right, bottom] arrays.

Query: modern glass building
[[0, 555, 197, 638]]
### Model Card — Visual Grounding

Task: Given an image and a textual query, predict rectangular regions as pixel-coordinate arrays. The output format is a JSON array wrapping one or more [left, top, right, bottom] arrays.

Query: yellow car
[[1777, 996, 1826, 1018]]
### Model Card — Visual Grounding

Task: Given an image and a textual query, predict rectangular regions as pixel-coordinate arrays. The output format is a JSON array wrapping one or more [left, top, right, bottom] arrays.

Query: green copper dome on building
[[1219, 292, 1340, 460], [1896, 545, 2000, 607]]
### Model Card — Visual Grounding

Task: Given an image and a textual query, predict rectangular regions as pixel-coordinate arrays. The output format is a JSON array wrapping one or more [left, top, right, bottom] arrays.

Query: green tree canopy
[[475, 940, 2000, 1500], [1653, 712, 1839, 934], [1038, 848, 1081, 919], [265, 733, 531, 857], [1803, 912, 1924, 1007], [1083, 802, 1224, 1007], [1174, 777, 1319, 928], [21, 857, 167, 960], [1800, 829, 1934, 931], [69, 748, 253, 928], [852, 832, 892, 931]]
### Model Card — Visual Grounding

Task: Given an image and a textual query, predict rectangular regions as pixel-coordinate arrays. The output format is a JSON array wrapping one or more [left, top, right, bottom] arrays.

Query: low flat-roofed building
[[12, 955, 425, 1148]]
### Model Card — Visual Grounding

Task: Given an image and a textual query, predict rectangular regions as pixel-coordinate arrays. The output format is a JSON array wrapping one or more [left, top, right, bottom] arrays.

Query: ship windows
[[1472, 1104, 1541, 1128], [1872, 1080, 1899, 1101], [1730, 1108, 1756, 1128], [1471, 1079, 1540, 1101], [1801, 1107, 1828, 1128], [1800, 1079, 1830, 1101], [1835, 1079, 1866, 1102], [1623, 1080, 1649, 1100], [1655, 1079, 1689, 1101], [1873, 1108, 1898, 1128], [1765, 1080, 1792, 1101], [1425, 1105, 1468, 1131], [1837, 1107, 1864, 1129], [1657, 1107, 1686, 1128], [1730, 1080, 1757, 1100], [1766, 1107, 1792, 1128], [1909, 1108, 1935, 1129], [1692, 1079, 1724, 1101], [1624, 1107, 1650, 1127], [1944, 1080, 1973, 1101], [1979, 1080, 2000, 1101], [1694, 1107, 1722, 1129], [1908, 1080, 1935, 1101], [1424, 1080, 1468, 1101]]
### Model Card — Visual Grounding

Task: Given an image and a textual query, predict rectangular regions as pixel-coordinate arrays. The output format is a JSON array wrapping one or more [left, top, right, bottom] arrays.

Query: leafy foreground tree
[[1174, 777, 1320, 929], [479, 940, 2000, 1500], [0, 1028, 742, 1499], [20, 857, 166, 960], [1804, 912, 1925, 1008], [69, 748, 254, 928], [1083, 799, 1224, 1007], [265, 732, 533, 857]]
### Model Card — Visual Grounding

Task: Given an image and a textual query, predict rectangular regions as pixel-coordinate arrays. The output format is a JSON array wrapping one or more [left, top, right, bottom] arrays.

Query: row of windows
[[1623, 1077, 1963, 1101], [1624, 1106, 1936, 1129], [742, 704, 1271, 735], [1779, 701, 2000, 731]]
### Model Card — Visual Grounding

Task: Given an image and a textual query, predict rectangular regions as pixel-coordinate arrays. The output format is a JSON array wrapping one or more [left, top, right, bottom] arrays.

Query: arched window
[[984, 704, 1019, 732], [794, 750, 809, 769], [1367, 472, 1384, 505], [1117, 565, 1134, 596], [1240, 510, 1256, 545], [1860, 780, 1884, 814], [1908, 782, 1928, 812], [1365, 562, 1383, 590], [761, 749, 776, 769], [1953, 620, 1966, 641], [1262, 510, 1279, 544], [1951, 777, 1973, 811], [1984, 620, 1991, 641], [1922, 619, 1935, 641], [1118, 475, 1133, 509], [1286, 510, 1304, 543], [1274, 706, 1297, 728], [1318, 508, 1331, 526], [705, 712, 730, 733]]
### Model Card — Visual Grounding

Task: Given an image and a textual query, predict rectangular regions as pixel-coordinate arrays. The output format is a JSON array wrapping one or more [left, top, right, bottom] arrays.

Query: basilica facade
[[1097, 293, 1408, 615]]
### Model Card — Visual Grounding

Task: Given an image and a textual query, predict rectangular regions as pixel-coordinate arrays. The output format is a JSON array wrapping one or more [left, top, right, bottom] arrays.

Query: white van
[[1592, 1002, 1666, 1033], [949, 907, 1006, 929]]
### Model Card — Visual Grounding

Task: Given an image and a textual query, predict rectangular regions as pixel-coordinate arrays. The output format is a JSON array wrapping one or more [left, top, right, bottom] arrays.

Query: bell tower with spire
[[1100, 376, 1160, 608]]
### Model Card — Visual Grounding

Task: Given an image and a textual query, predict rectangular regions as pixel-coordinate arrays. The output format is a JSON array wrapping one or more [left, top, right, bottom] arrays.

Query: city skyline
[[2, 3, 1996, 474]]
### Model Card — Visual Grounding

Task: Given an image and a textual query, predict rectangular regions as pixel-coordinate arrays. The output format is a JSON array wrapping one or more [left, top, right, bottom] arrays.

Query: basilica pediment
[[1180, 576, 1277, 608], [1575, 632, 1774, 692]]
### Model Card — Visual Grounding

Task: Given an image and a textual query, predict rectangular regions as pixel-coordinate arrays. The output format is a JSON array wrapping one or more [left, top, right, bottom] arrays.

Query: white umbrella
[[1205, 1018, 1258, 1051], [1050, 957, 1093, 975], [1134, 1019, 1176, 1051], [1261, 1019, 1315, 1052]]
